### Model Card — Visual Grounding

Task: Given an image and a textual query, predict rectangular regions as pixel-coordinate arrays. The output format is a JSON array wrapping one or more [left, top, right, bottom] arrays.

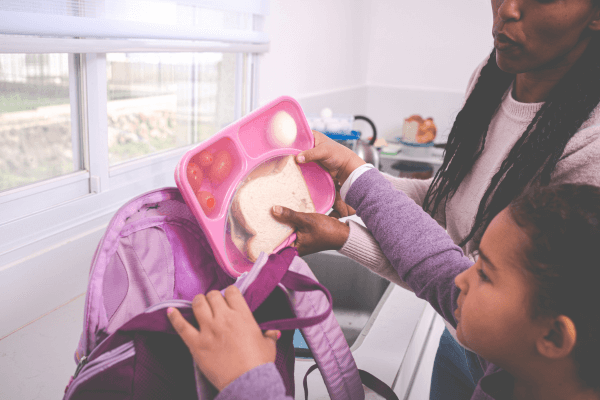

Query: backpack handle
[[257, 269, 333, 331], [241, 247, 333, 331]]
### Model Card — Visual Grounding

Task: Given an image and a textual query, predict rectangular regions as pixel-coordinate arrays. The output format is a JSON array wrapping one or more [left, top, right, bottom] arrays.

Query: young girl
[[167, 143, 600, 399]]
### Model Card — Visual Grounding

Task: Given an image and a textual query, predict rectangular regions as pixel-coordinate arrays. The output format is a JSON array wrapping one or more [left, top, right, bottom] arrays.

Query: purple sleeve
[[345, 169, 473, 326], [215, 363, 292, 400]]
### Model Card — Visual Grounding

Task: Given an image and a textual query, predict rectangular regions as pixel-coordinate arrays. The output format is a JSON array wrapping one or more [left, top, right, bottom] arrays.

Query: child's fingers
[[328, 209, 342, 219], [332, 191, 349, 218], [296, 144, 332, 165], [205, 290, 229, 315], [167, 307, 199, 348], [223, 285, 251, 313], [263, 330, 281, 342], [311, 130, 329, 146], [191, 294, 213, 325]]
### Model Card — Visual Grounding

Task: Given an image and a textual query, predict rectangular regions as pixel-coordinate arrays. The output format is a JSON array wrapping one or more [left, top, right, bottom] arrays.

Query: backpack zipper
[[72, 356, 88, 379], [144, 299, 192, 313], [65, 341, 135, 399]]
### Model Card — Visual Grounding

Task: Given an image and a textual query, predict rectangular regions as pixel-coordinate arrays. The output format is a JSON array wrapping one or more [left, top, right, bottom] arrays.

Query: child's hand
[[298, 131, 365, 187], [328, 189, 357, 219], [167, 286, 280, 391], [272, 205, 350, 256]]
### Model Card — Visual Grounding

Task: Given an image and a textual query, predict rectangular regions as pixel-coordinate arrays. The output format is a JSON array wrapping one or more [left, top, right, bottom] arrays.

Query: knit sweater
[[338, 58, 600, 340]]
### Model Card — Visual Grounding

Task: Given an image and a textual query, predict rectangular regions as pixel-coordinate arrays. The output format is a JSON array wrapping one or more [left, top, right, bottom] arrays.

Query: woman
[[274, 0, 600, 398]]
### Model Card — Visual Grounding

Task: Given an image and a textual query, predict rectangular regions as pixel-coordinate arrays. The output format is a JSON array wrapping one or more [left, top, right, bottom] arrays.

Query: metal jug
[[353, 115, 379, 169]]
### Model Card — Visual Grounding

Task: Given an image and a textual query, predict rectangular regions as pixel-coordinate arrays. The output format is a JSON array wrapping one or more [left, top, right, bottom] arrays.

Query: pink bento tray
[[175, 96, 335, 278]]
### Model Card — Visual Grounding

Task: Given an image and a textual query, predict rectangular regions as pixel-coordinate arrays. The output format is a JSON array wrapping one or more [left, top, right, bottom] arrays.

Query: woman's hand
[[298, 131, 365, 187], [167, 286, 280, 392], [272, 205, 350, 256]]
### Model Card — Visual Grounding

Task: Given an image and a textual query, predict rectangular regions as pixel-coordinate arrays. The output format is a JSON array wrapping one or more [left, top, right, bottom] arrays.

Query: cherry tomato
[[196, 190, 216, 214], [198, 150, 214, 167], [186, 162, 203, 188], [209, 151, 233, 183]]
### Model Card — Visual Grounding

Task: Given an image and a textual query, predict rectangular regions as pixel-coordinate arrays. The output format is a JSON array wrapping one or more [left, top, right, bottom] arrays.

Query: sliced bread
[[229, 155, 315, 262]]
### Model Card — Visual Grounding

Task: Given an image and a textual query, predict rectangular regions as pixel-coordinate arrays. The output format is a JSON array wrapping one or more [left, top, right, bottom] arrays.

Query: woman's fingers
[[271, 205, 306, 229], [167, 307, 199, 348]]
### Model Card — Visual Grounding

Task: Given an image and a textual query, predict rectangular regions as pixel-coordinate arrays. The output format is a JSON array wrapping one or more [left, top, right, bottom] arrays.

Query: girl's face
[[454, 209, 544, 369], [491, 0, 600, 74]]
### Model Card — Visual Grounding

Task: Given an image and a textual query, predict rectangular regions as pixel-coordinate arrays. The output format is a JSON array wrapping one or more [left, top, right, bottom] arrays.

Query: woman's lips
[[494, 33, 518, 51]]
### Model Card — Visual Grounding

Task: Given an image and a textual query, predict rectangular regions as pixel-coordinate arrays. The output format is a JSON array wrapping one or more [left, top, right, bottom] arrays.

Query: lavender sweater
[[216, 168, 510, 400]]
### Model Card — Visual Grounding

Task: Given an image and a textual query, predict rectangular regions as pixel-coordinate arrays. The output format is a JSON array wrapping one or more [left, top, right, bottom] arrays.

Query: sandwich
[[228, 155, 315, 262]]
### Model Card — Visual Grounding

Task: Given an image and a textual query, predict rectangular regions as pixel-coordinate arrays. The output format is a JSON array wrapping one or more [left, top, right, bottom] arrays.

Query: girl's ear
[[536, 315, 577, 359]]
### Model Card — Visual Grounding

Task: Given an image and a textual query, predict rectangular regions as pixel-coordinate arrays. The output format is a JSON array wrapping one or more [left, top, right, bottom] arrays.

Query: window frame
[[0, 53, 89, 226], [0, 36, 263, 262]]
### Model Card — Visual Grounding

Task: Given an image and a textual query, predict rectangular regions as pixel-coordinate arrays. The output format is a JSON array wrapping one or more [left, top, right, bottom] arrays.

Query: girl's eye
[[477, 268, 491, 283]]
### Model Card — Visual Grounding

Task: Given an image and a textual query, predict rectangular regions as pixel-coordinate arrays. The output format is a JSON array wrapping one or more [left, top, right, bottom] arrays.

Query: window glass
[[107, 52, 237, 165], [0, 53, 77, 192]]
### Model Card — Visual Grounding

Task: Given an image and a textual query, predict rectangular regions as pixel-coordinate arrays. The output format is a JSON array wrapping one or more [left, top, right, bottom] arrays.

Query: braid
[[423, 36, 600, 249], [422, 50, 513, 221], [461, 37, 600, 247]]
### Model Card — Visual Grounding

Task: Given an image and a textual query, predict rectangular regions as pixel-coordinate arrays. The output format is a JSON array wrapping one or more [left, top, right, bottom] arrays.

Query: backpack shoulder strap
[[287, 256, 365, 400]]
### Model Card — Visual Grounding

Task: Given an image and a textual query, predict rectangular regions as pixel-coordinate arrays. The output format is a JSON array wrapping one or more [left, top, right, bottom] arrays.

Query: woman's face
[[491, 0, 600, 74]]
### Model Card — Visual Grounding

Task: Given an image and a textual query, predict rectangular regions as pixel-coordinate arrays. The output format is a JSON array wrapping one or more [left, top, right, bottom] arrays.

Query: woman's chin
[[495, 52, 524, 75]]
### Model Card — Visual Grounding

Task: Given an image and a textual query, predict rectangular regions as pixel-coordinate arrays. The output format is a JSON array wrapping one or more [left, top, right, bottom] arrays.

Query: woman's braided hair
[[422, 36, 600, 248]]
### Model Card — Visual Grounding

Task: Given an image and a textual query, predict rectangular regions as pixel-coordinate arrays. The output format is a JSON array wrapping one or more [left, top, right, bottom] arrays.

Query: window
[[0, 53, 79, 192], [106, 52, 237, 165], [0, 0, 269, 261]]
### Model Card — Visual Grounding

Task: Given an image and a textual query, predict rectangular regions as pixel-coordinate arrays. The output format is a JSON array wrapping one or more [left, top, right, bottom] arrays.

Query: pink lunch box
[[175, 96, 335, 278]]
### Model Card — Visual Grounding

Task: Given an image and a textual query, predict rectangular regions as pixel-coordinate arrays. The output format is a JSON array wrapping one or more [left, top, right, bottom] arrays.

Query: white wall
[[364, 0, 493, 92], [257, 0, 370, 106], [258, 0, 494, 141], [259, 0, 494, 100]]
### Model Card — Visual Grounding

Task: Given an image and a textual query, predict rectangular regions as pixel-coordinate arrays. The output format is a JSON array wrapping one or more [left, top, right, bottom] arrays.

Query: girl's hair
[[422, 35, 600, 248], [509, 184, 600, 390]]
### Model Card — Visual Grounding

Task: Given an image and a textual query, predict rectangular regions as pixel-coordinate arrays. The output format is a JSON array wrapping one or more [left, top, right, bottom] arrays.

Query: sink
[[295, 251, 391, 354]]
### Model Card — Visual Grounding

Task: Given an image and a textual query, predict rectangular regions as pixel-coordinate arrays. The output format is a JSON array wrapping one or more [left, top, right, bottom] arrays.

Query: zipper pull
[[73, 355, 88, 379]]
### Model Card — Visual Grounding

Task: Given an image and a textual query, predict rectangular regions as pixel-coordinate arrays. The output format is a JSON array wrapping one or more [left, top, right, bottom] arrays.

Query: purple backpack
[[63, 187, 396, 400]]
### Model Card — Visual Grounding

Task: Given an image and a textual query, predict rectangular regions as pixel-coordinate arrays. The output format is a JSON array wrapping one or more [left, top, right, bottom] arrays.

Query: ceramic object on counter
[[175, 96, 336, 278]]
